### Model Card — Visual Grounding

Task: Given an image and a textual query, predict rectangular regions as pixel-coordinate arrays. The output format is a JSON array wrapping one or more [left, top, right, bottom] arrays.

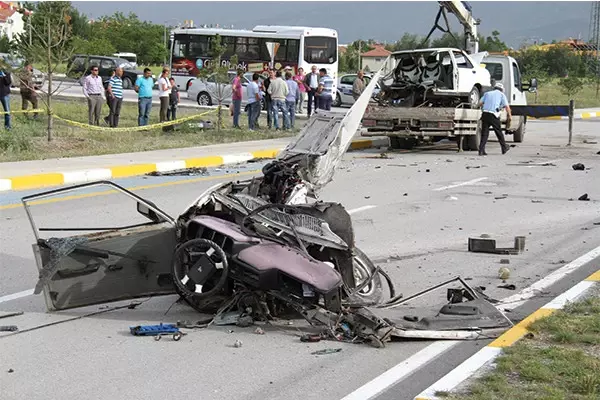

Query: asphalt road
[[1, 118, 600, 400]]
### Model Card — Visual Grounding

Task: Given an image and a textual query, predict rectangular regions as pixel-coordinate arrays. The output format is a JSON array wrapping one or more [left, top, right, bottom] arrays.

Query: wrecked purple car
[[22, 70, 513, 347]]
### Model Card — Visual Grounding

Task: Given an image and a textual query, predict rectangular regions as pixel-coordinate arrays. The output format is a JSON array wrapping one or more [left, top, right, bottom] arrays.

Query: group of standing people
[[83, 66, 179, 129], [0, 62, 40, 131], [232, 64, 335, 131], [132, 67, 180, 128]]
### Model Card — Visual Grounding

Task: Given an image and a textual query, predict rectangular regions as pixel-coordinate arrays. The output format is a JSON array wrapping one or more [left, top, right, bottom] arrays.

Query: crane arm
[[439, 1, 480, 53]]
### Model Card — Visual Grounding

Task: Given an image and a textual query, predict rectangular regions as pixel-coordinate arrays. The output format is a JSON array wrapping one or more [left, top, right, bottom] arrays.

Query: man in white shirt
[[82, 65, 105, 126], [158, 68, 172, 123], [303, 65, 320, 117]]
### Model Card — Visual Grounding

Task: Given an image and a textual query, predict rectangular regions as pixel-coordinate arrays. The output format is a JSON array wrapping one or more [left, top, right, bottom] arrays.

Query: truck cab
[[481, 54, 537, 141]]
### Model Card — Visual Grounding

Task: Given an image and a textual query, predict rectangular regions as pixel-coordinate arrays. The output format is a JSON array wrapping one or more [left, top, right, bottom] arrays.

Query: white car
[[378, 47, 491, 107], [187, 72, 265, 109], [334, 73, 381, 107]]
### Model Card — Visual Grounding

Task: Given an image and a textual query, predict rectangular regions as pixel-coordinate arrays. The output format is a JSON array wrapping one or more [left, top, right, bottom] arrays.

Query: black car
[[66, 54, 155, 90]]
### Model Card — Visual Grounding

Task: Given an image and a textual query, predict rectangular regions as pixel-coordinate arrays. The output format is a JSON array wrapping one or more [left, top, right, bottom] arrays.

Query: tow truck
[[361, 1, 537, 150]]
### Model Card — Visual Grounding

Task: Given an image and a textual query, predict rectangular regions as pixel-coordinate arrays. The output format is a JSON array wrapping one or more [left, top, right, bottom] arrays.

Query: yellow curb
[[585, 270, 600, 282], [350, 139, 374, 150], [110, 164, 157, 178], [488, 308, 555, 348], [1, 140, 384, 192], [10, 173, 64, 190], [251, 149, 282, 159], [185, 156, 224, 168]]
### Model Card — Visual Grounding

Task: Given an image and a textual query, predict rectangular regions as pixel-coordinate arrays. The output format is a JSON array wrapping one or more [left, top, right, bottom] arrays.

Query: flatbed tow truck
[[361, 1, 537, 151]]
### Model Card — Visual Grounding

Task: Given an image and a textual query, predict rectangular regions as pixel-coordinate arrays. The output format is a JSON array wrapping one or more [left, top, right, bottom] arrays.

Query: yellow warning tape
[[0, 108, 45, 115], [52, 109, 218, 132]]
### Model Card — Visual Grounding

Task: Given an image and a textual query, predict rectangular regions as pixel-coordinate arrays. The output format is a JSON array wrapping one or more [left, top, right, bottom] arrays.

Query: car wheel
[[333, 92, 342, 107], [197, 92, 212, 106], [469, 86, 480, 106], [513, 117, 526, 143], [122, 77, 132, 90]]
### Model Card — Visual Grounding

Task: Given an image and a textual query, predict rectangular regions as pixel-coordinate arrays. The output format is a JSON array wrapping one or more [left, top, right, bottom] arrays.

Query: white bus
[[169, 25, 338, 93]]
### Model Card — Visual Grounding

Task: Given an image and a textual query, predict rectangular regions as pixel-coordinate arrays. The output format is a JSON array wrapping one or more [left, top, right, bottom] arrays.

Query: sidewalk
[[0, 136, 390, 191]]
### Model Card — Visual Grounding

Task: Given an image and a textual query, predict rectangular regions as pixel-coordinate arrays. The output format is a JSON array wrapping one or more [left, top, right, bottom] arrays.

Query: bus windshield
[[303, 36, 337, 64]]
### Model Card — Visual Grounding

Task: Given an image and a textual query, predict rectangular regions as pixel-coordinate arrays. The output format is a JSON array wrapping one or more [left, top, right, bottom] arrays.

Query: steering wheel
[[172, 238, 229, 300]]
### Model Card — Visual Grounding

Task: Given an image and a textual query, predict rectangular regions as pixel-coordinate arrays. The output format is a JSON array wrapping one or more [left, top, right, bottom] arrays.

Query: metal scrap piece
[[468, 236, 526, 255]]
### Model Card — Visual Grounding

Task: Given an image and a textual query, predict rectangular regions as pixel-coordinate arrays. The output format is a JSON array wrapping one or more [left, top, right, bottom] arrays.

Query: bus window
[[222, 36, 236, 58], [179, 35, 209, 58], [237, 37, 260, 60], [304, 37, 337, 64], [287, 39, 299, 64]]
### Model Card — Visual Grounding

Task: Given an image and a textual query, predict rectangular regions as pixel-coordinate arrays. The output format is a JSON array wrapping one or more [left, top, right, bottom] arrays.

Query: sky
[[72, 1, 593, 48]]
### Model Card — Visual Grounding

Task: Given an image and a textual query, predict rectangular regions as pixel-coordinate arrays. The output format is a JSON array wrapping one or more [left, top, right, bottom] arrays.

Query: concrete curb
[[535, 111, 600, 121], [0, 138, 389, 192], [413, 268, 600, 400]]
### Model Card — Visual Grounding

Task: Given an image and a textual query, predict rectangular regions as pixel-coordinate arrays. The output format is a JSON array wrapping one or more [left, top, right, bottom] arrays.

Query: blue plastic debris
[[130, 323, 180, 336]]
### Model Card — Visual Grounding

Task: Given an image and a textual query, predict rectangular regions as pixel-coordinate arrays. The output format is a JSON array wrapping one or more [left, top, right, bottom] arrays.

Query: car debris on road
[[21, 67, 517, 349]]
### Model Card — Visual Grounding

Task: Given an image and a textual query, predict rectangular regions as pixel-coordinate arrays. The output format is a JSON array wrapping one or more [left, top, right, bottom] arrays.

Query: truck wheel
[[390, 137, 417, 150], [513, 118, 526, 143], [469, 86, 480, 106], [122, 77, 132, 90]]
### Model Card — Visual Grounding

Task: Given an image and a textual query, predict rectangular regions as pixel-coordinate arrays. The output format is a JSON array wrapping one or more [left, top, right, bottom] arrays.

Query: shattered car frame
[[22, 67, 512, 347], [376, 48, 491, 108]]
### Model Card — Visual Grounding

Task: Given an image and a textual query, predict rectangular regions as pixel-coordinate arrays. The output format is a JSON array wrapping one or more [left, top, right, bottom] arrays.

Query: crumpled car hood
[[276, 66, 385, 192]]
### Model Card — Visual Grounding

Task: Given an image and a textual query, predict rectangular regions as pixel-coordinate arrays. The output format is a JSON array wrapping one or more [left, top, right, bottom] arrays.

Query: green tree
[[387, 33, 429, 51], [479, 31, 508, 53], [87, 12, 167, 65], [15, 1, 79, 141], [197, 34, 238, 132], [72, 37, 116, 56], [557, 76, 583, 98]]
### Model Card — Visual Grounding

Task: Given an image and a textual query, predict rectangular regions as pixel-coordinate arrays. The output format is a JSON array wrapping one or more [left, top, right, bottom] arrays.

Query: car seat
[[421, 54, 446, 86], [396, 57, 421, 84]]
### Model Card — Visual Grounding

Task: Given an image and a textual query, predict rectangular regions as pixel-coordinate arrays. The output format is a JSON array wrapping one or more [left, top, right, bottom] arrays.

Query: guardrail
[[511, 100, 574, 146]]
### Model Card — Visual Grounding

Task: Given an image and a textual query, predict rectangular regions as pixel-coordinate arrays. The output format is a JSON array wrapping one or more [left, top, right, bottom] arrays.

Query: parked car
[[0, 53, 45, 89], [334, 73, 381, 107], [66, 54, 155, 90], [187, 71, 266, 110]]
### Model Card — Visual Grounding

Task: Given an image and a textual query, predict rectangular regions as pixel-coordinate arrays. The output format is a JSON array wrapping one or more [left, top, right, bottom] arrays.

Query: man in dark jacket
[[0, 68, 12, 129], [262, 69, 274, 129], [304, 65, 320, 116]]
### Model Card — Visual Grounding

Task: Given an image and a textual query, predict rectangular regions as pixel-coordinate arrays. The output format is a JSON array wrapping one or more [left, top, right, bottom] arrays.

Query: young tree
[[16, 2, 79, 141], [197, 34, 238, 132], [557, 76, 583, 98]]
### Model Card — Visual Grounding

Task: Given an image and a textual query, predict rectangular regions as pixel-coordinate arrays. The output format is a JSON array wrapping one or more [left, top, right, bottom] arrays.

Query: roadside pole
[[567, 99, 574, 146]]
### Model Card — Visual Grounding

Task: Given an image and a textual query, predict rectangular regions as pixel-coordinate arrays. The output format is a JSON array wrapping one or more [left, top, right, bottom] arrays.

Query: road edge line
[[413, 268, 600, 400]]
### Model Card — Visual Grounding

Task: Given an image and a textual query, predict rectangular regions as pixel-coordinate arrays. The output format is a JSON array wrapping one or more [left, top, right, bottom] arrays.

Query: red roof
[[361, 45, 391, 58], [0, 3, 15, 23]]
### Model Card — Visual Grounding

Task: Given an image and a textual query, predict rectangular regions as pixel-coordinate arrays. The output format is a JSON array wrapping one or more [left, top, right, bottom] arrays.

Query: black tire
[[333, 92, 342, 107], [122, 77, 132, 90], [461, 120, 482, 151], [390, 137, 417, 150], [352, 247, 383, 305], [197, 92, 212, 106], [513, 118, 526, 143], [469, 86, 481, 106]]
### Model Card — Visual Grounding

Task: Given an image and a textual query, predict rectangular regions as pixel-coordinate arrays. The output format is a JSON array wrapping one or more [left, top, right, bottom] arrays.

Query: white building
[[0, 2, 29, 42], [360, 45, 392, 73]]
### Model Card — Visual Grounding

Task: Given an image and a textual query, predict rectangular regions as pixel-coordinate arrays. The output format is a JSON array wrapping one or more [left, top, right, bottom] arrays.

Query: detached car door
[[22, 181, 178, 312]]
